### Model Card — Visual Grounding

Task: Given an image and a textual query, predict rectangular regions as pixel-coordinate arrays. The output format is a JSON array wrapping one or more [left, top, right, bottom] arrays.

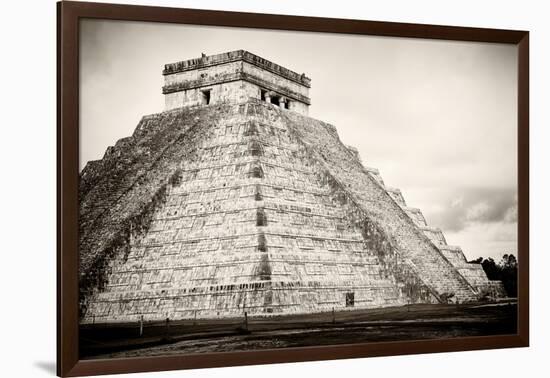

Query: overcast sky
[[80, 19, 518, 261]]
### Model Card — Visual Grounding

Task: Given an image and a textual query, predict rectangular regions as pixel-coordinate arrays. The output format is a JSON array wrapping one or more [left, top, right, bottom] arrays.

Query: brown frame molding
[[57, 1, 529, 376]]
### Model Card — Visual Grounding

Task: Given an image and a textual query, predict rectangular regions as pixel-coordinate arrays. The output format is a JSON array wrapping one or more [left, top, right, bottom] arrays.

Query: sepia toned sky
[[80, 19, 518, 261]]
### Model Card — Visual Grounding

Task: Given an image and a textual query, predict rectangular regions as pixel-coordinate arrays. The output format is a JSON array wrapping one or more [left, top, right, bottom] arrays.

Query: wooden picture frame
[[57, 1, 529, 376]]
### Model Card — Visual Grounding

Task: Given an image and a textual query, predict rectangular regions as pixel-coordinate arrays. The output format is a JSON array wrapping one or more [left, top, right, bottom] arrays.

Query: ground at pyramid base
[[79, 51, 505, 324], [80, 301, 517, 358]]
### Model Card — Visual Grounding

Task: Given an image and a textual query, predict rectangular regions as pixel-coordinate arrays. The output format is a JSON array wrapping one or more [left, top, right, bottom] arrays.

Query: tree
[[469, 254, 518, 297], [499, 254, 518, 297]]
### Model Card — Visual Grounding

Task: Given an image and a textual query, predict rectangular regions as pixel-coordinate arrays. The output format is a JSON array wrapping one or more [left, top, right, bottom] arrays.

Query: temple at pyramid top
[[162, 50, 311, 114], [79, 50, 506, 323]]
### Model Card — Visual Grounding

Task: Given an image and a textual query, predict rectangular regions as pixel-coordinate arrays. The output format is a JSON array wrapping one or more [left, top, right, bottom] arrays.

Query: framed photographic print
[[57, 1, 529, 376]]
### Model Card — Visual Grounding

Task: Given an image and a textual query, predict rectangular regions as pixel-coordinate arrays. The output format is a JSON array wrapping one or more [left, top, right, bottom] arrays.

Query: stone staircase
[[283, 107, 478, 303]]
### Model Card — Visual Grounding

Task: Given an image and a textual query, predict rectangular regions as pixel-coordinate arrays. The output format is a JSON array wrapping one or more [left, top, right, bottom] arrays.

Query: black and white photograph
[[77, 18, 519, 360], [9, 0, 550, 377]]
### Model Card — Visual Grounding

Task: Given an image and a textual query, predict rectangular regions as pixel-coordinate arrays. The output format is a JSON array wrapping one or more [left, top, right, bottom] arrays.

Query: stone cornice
[[162, 71, 312, 105], [163, 50, 311, 88]]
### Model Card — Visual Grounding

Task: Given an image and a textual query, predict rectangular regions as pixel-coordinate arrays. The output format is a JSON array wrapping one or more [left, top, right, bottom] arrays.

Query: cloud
[[79, 19, 518, 261], [427, 188, 517, 232], [445, 221, 517, 261], [466, 201, 491, 221]]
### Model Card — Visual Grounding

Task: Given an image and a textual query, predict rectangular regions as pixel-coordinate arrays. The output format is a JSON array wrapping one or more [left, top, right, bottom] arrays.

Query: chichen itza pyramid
[[79, 50, 505, 323]]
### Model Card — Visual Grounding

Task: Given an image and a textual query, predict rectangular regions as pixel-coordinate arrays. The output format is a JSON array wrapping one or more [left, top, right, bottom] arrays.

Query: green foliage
[[469, 254, 518, 297]]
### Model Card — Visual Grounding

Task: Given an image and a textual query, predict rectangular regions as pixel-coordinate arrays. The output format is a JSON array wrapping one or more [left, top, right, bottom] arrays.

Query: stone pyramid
[[79, 51, 503, 323]]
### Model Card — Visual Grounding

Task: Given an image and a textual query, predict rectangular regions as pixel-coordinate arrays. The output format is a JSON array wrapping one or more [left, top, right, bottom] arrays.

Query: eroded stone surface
[[162, 50, 310, 115], [79, 52, 502, 324]]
